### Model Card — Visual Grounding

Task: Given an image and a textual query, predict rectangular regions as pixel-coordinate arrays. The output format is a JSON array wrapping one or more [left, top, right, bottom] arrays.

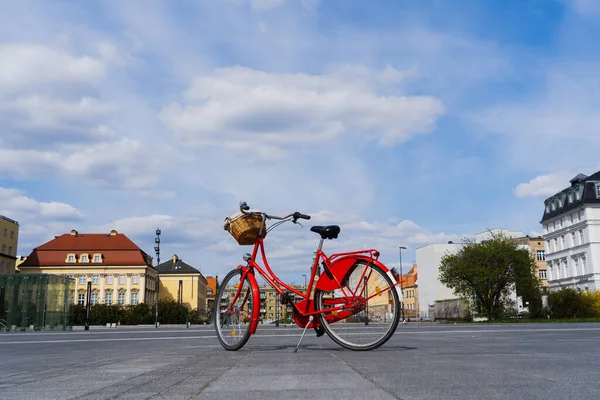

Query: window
[[119, 275, 126, 284], [572, 232, 577, 247], [79, 276, 86, 285], [92, 275, 99, 284], [581, 257, 587, 274], [538, 270, 547, 280], [80, 255, 88, 263], [131, 293, 138, 305], [3, 228, 6, 236], [78, 293, 85, 305], [8, 246, 12, 255], [106, 275, 113, 285], [561, 235, 565, 250], [132, 275, 139, 284], [105, 292, 112, 305], [10, 231, 13, 239], [207, 288, 213, 295], [536, 250, 545, 261], [574, 258, 580, 276], [552, 202, 556, 211], [118, 292, 125, 305], [579, 230, 584, 244], [568, 193, 573, 203], [1, 244, 5, 253], [93, 254, 102, 263], [570, 214, 574, 225], [596, 184, 600, 198], [91, 293, 98, 305], [67, 255, 75, 263], [576, 190, 581, 200]]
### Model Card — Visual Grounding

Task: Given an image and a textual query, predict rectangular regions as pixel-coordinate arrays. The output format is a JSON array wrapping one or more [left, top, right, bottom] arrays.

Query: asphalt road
[[1, 322, 599, 399]]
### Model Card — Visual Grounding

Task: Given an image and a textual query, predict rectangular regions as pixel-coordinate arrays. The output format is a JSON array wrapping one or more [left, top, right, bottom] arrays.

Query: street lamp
[[302, 274, 306, 288], [154, 228, 161, 328], [399, 246, 407, 323]]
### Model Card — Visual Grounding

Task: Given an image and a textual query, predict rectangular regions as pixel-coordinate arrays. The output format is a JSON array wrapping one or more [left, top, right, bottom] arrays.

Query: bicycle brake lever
[[294, 220, 304, 228]]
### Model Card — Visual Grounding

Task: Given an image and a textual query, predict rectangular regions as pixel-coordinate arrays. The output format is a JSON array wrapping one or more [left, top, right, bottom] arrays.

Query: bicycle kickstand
[[293, 316, 314, 353]]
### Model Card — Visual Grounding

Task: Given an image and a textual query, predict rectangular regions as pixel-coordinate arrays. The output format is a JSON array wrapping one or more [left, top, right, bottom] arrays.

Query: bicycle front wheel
[[315, 262, 400, 351], [214, 268, 255, 351]]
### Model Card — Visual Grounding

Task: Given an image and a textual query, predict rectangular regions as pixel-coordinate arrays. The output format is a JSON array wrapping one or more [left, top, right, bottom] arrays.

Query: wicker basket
[[224, 212, 266, 245]]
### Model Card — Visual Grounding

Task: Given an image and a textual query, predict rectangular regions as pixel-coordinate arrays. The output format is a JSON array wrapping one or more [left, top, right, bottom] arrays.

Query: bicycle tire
[[315, 262, 400, 351], [214, 268, 255, 351]]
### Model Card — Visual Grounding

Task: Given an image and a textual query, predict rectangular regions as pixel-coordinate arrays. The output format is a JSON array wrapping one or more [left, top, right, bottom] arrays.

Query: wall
[[416, 243, 464, 318]]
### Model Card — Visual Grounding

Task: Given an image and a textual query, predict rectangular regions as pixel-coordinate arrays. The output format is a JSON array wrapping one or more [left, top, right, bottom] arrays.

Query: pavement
[[1, 322, 599, 399]]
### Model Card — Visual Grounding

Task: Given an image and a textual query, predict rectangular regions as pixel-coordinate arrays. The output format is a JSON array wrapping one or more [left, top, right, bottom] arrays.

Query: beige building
[[400, 265, 419, 318], [0, 216, 19, 274], [18, 229, 157, 306], [157, 254, 208, 313], [513, 236, 548, 288]]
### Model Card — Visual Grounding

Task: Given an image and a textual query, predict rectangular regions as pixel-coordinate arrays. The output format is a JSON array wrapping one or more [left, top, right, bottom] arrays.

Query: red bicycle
[[215, 201, 402, 351]]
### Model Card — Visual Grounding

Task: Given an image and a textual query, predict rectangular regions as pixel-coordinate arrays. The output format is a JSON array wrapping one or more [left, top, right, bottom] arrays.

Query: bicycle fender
[[315, 255, 403, 301], [241, 268, 261, 335]]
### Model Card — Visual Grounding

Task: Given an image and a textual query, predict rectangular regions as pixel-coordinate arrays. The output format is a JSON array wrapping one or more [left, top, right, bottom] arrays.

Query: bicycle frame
[[234, 236, 403, 335]]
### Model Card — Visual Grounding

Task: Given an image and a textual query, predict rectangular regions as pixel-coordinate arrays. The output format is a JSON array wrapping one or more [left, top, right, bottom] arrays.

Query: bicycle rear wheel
[[214, 269, 255, 351], [315, 261, 400, 351]]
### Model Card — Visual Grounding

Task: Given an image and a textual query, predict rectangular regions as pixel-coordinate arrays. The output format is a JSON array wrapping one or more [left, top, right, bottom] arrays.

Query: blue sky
[[1, 0, 600, 283]]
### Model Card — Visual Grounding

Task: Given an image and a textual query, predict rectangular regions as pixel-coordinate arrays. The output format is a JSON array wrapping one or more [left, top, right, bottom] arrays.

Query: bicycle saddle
[[310, 225, 340, 240]]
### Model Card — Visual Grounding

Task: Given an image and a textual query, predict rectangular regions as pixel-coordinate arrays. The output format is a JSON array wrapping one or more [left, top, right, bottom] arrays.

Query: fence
[[0, 274, 74, 331]]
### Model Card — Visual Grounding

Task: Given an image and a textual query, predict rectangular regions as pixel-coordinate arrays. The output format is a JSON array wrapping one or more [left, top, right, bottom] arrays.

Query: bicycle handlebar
[[239, 201, 311, 222]]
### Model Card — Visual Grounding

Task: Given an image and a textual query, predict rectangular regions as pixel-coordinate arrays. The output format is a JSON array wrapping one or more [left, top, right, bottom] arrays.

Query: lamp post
[[302, 274, 306, 288], [154, 228, 161, 328], [399, 246, 407, 323]]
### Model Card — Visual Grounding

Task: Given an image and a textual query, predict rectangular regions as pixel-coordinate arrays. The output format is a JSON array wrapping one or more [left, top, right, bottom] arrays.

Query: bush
[[71, 301, 210, 326], [548, 288, 598, 319]]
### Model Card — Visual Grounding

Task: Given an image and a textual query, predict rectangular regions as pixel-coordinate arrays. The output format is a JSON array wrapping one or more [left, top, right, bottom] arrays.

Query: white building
[[416, 229, 525, 318], [541, 172, 600, 292], [416, 242, 464, 318]]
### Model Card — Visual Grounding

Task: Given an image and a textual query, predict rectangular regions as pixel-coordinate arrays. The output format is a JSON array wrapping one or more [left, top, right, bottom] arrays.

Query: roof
[[19, 230, 153, 267], [206, 277, 218, 295], [541, 171, 600, 222], [0, 215, 19, 225], [156, 255, 201, 275]]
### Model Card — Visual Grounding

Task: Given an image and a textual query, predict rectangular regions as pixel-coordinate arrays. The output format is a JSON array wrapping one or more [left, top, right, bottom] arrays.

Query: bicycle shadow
[[244, 344, 418, 352]]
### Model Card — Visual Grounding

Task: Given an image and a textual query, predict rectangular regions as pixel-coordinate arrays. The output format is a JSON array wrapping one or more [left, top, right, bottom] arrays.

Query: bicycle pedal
[[314, 326, 325, 337]]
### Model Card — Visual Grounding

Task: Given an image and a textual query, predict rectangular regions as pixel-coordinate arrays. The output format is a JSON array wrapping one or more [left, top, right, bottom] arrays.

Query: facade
[[18, 229, 157, 306], [415, 243, 464, 318], [541, 172, 600, 292], [512, 236, 548, 288], [157, 254, 208, 313], [0, 216, 19, 274], [220, 284, 305, 323], [206, 276, 218, 314], [399, 265, 418, 318]]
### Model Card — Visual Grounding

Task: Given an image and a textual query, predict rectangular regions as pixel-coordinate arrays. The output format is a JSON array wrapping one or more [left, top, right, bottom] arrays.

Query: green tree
[[439, 231, 541, 321]]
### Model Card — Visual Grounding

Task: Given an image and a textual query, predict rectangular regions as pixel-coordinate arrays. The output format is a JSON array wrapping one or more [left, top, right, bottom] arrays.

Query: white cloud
[[250, 0, 286, 11], [158, 66, 444, 158], [0, 139, 161, 190], [301, 0, 320, 13], [1, 95, 118, 130], [0, 187, 83, 221], [569, 0, 600, 16], [0, 43, 112, 91], [514, 172, 574, 198]]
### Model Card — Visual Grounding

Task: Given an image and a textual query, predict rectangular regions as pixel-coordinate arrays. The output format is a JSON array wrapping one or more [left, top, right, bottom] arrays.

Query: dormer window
[[92, 253, 103, 263], [568, 193, 573, 203], [576, 190, 581, 200], [545, 204, 550, 213], [551, 202, 556, 211], [66, 253, 77, 263], [80, 254, 89, 263], [558, 198, 563, 208]]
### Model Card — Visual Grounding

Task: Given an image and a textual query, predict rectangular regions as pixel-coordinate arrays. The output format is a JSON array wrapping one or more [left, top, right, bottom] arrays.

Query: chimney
[[173, 254, 178, 263], [110, 229, 118, 236], [70, 229, 78, 236]]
